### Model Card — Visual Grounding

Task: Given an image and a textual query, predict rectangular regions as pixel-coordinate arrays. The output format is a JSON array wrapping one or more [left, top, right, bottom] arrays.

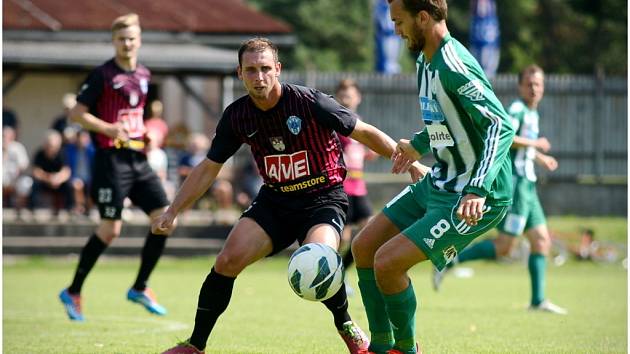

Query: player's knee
[[96, 230, 119, 245], [373, 248, 398, 278], [350, 234, 371, 263], [530, 236, 550, 253], [214, 252, 244, 277]]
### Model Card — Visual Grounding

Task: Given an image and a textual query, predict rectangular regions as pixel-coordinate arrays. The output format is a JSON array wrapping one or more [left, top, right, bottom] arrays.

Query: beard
[[406, 26, 426, 52]]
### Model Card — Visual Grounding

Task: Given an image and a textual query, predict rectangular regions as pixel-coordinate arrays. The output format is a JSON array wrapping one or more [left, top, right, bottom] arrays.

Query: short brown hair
[[111, 13, 140, 33], [388, 0, 448, 21], [238, 37, 279, 67], [518, 64, 544, 84], [335, 78, 361, 94]]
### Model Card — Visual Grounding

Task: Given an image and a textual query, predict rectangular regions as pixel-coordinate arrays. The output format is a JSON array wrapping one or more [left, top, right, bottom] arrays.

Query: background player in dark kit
[[59, 13, 171, 321]]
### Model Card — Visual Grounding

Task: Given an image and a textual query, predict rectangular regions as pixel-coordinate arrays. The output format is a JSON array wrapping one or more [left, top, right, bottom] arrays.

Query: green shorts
[[383, 177, 508, 271], [497, 177, 546, 236]]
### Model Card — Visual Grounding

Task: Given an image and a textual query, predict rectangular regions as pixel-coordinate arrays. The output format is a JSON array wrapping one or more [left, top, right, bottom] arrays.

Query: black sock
[[322, 284, 352, 330], [189, 267, 236, 350], [68, 234, 107, 294], [133, 232, 167, 291], [342, 248, 354, 271]]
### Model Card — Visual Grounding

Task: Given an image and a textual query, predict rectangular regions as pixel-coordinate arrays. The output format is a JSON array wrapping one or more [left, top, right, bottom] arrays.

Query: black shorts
[[346, 195, 373, 224], [91, 149, 169, 220], [241, 185, 348, 256]]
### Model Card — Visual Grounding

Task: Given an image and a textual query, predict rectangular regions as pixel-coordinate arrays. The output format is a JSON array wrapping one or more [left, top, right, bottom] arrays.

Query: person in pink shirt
[[336, 79, 378, 289]]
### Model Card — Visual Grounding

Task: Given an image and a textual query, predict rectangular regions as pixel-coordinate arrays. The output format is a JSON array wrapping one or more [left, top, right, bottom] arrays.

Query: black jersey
[[208, 83, 357, 194], [76, 58, 151, 150]]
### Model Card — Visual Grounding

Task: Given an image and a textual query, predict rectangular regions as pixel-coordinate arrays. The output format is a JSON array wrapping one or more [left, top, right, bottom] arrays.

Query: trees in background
[[247, 0, 627, 74]]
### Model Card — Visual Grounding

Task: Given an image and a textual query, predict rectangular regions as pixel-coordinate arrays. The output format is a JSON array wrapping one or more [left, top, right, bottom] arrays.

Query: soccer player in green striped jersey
[[433, 65, 568, 315], [351, 1, 515, 353]]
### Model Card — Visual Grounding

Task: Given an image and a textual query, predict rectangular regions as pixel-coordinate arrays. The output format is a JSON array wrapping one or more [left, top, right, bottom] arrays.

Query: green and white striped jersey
[[410, 33, 514, 205], [508, 99, 539, 182]]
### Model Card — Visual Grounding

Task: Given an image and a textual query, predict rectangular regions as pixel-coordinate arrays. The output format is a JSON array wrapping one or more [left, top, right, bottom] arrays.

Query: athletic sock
[[356, 268, 394, 352], [383, 282, 417, 354], [132, 232, 167, 291], [528, 253, 546, 306], [322, 283, 352, 330], [68, 234, 107, 294], [453, 239, 497, 266], [189, 267, 236, 350]]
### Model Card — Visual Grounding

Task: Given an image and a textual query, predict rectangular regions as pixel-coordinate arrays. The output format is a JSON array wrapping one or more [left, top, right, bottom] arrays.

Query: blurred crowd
[[3, 94, 262, 224]]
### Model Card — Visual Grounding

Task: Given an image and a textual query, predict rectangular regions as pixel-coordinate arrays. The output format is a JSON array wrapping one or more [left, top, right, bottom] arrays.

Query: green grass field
[[4, 217, 627, 354]]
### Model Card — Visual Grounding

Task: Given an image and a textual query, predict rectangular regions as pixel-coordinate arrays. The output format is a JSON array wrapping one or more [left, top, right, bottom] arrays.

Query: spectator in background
[[2, 126, 31, 218], [63, 129, 95, 216], [145, 100, 169, 147], [335, 79, 379, 293], [234, 153, 263, 209], [30, 130, 74, 217], [178, 132, 235, 217], [146, 129, 174, 200], [177, 132, 210, 184], [3, 106, 19, 131], [51, 93, 81, 139]]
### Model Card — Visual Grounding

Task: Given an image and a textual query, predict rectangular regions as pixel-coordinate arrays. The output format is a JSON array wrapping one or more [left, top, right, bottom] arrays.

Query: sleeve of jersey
[[206, 111, 242, 164], [410, 128, 431, 155], [76, 69, 104, 107], [441, 70, 515, 197], [313, 91, 358, 136]]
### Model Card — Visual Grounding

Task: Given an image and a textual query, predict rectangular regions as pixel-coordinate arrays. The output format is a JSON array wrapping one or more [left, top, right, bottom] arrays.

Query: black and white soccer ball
[[287, 243, 344, 302]]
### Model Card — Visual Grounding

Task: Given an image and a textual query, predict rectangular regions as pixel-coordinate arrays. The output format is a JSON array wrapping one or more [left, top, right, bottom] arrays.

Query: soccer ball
[[287, 243, 344, 302]]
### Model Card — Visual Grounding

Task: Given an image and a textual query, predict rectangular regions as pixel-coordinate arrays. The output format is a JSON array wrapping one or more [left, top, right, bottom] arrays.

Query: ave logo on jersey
[[419, 97, 445, 122], [286, 116, 302, 135], [270, 136, 286, 151], [457, 80, 485, 101], [264, 150, 310, 183]]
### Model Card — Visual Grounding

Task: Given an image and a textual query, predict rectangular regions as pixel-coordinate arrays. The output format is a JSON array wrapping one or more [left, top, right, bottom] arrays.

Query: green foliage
[[247, 0, 626, 74], [248, 0, 373, 71]]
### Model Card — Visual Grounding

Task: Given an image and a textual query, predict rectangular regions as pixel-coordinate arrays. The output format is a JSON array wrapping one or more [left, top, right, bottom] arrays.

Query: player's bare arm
[[69, 103, 129, 141], [512, 135, 551, 152], [535, 151, 558, 171], [152, 158, 222, 235], [391, 138, 420, 173], [350, 120, 429, 181]]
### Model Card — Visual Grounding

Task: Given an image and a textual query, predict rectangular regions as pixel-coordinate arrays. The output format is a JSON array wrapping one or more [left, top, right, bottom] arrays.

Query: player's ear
[[237, 65, 243, 80], [276, 61, 282, 77]]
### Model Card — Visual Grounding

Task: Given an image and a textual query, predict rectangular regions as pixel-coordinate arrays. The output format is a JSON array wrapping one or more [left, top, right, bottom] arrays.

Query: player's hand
[[538, 154, 558, 171], [391, 139, 421, 174], [106, 122, 129, 141], [408, 162, 430, 182], [535, 137, 551, 152], [151, 209, 177, 235], [456, 193, 486, 226]]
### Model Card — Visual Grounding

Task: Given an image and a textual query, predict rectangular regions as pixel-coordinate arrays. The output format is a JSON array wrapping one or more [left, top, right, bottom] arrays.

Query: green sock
[[383, 282, 417, 353], [357, 268, 394, 352], [452, 239, 497, 267], [528, 253, 546, 306]]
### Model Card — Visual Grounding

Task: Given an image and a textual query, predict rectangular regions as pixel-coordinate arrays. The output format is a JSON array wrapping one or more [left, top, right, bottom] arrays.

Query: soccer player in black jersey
[[156, 38, 428, 354], [58, 13, 171, 321]]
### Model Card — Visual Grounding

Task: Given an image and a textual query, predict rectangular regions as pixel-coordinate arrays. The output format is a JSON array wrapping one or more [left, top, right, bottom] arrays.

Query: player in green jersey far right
[[432, 65, 568, 315], [351, 1, 515, 353]]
